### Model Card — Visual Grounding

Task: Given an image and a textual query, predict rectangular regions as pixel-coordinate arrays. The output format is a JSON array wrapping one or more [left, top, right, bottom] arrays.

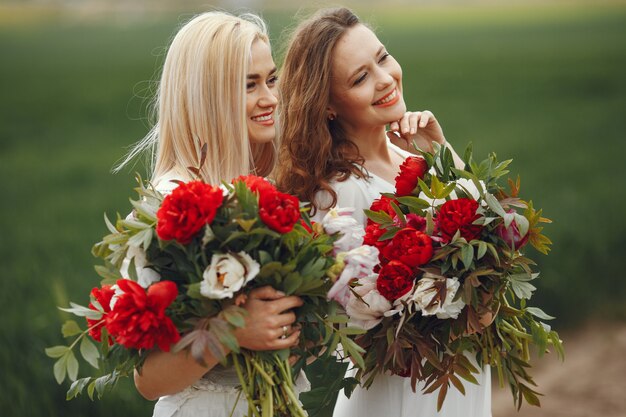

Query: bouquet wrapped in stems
[[342, 143, 563, 410], [46, 171, 369, 417]]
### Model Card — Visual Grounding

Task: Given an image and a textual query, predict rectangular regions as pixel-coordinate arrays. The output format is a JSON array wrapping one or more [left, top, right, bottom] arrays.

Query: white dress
[[149, 170, 310, 417], [313, 142, 492, 417]]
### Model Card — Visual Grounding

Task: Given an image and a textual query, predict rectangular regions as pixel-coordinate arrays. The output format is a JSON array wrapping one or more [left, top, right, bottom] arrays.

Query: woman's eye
[[268, 76, 278, 86], [353, 73, 367, 86], [379, 53, 390, 63], [246, 82, 255, 90]]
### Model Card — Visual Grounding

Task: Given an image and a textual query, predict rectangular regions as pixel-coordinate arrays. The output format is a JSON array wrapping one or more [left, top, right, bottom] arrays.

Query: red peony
[[233, 175, 276, 195], [258, 190, 301, 234], [382, 227, 433, 267], [87, 285, 115, 343], [436, 198, 483, 243], [369, 195, 398, 220], [364, 222, 387, 249], [395, 156, 429, 196], [376, 260, 415, 301], [156, 180, 224, 244], [105, 279, 180, 352]]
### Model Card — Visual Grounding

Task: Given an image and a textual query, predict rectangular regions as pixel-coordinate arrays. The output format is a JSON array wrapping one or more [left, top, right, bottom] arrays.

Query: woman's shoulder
[[312, 174, 377, 224], [153, 168, 193, 194]]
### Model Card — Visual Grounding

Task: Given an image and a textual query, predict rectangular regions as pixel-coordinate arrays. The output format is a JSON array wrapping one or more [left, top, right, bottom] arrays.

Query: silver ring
[[280, 325, 289, 339]]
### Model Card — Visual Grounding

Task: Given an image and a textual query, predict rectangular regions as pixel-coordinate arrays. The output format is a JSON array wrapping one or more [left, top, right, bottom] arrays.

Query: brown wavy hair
[[274, 8, 367, 214]]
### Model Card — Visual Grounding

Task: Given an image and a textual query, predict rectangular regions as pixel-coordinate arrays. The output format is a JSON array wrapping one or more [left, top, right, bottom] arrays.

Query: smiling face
[[246, 39, 279, 144], [328, 24, 406, 132]]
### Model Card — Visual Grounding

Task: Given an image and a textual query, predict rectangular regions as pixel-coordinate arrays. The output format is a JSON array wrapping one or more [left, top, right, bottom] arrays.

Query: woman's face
[[246, 39, 278, 144], [329, 24, 406, 131]]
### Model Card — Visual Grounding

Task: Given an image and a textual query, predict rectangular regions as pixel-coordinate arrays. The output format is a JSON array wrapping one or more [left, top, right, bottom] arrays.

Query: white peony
[[120, 245, 161, 288], [384, 285, 416, 318], [321, 207, 365, 253], [328, 245, 380, 307], [412, 275, 465, 319], [346, 275, 393, 330], [201, 252, 260, 299]]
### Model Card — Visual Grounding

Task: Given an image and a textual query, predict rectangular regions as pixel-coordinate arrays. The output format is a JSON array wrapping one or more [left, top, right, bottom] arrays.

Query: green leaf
[[66, 351, 79, 381], [418, 178, 434, 199], [526, 307, 555, 321], [94, 374, 110, 398], [59, 302, 102, 319], [396, 196, 431, 211], [87, 380, 96, 400], [67, 377, 91, 400], [484, 193, 508, 218], [222, 308, 246, 328], [364, 209, 393, 225], [80, 337, 100, 369], [341, 335, 365, 370], [461, 244, 473, 270], [45, 345, 70, 359], [509, 273, 537, 299], [53, 355, 67, 384], [476, 241, 487, 260], [283, 272, 304, 295], [390, 201, 406, 224], [94, 265, 121, 281]]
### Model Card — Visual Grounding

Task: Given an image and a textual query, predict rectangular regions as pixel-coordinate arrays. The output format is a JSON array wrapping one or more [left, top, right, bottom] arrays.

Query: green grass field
[[1, 3, 625, 416]]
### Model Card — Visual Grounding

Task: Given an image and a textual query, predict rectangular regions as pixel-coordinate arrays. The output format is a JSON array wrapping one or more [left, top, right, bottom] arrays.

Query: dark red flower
[[156, 181, 224, 244], [377, 260, 415, 301], [393, 213, 427, 232], [233, 175, 276, 195], [395, 156, 429, 196], [369, 195, 398, 221], [87, 285, 115, 344], [258, 190, 301, 233], [382, 228, 433, 267], [436, 198, 483, 243], [105, 279, 180, 352], [364, 222, 387, 249]]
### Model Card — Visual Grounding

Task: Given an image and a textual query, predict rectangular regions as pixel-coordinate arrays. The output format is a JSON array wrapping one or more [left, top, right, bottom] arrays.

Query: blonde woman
[[118, 11, 304, 417], [275, 8, 491, 417]]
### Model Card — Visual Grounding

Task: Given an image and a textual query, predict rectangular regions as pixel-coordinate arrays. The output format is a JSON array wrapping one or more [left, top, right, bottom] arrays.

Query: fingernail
[[276, 291, 285, 296], [410, 128, 416, 134], [420, 122, 426, 127]]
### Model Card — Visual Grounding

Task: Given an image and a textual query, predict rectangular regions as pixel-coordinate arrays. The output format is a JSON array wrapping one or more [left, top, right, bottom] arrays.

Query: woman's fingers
[[417, 110, 432, 128], [267, 295, 303, 314], [399, 111, 411, 135], [386, 130, 408, 150], [249, 285, 285, 300], [272, 328, 301, 349], [274, 311, 297, 327]]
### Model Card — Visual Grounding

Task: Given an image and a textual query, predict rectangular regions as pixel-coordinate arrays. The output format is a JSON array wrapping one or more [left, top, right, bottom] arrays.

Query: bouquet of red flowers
[[46, 173, 368, 417], [344, 143, 563, 410]]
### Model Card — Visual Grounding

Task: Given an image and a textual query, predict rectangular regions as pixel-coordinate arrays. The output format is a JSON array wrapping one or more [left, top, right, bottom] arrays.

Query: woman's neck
[[344, 124, 391, 163]]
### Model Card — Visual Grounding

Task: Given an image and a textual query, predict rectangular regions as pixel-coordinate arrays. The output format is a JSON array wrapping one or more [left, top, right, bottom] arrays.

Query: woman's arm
[[134, 286, 303, 400], [387, 110, 465, 169]]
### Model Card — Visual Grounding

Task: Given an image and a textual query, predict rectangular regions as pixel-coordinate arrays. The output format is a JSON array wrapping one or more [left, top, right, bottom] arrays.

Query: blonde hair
[[117, 11, 275, 183], [274, 8, 363, 214]]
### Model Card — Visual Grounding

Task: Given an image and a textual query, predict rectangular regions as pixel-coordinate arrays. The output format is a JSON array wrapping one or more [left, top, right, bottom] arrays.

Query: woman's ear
[[326, 107, 337, 121]]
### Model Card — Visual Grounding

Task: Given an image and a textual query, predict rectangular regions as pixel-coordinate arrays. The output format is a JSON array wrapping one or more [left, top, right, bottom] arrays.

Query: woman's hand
[[234, 286, 303, 351], [386, 110, 446, 154]]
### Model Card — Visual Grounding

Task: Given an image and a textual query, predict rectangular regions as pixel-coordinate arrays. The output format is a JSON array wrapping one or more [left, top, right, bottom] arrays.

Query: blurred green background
[[1, 0, 625, 416]]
